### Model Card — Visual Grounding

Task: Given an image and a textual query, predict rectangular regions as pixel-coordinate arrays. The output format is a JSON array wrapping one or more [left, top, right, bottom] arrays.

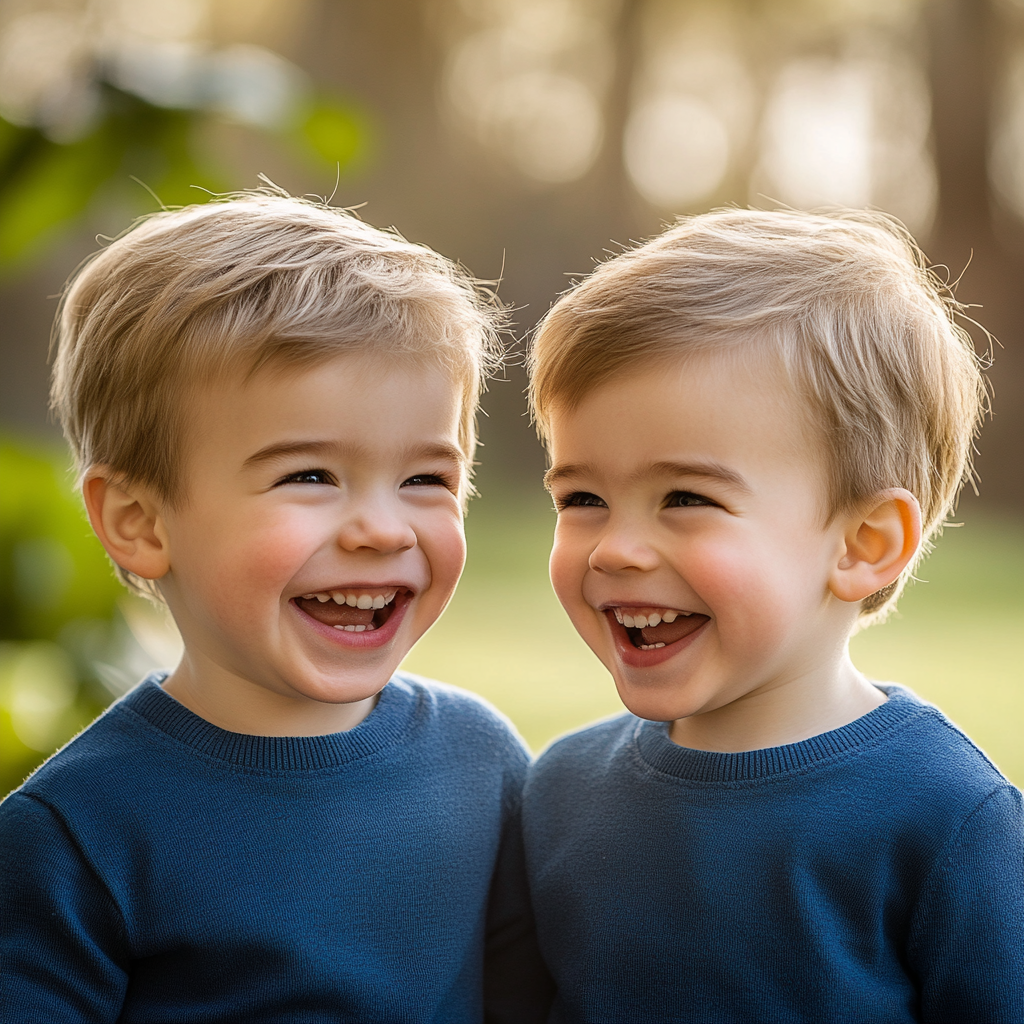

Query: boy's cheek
[[207, 525, 313, 584], [169, 525, 315, 621], [548, 534, 589, 610], [548, 541, 610, 658], [425, 524, 467, 601], [688, 545, 808, 651]]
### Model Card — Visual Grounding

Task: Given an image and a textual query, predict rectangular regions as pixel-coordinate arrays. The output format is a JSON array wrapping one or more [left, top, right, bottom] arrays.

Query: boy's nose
[[588, 526, 660, 574], [335, 501, 417, 554]]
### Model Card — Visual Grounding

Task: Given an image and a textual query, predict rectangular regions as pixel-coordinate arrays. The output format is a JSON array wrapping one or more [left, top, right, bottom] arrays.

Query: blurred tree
[[925, 0, 1024, 512], [0, 0, 367, 269], [0, 86, 365, 269]]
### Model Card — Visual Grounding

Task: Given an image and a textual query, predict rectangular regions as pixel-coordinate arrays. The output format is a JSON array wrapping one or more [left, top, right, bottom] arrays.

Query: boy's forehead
[[196, 348, 462, 415], [177, 351, 468, 469], [545, 352, 825, 484]]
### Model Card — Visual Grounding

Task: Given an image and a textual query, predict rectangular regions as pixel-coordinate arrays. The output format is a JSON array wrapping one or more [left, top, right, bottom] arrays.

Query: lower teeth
[[334, 624, 376, 632], [639, 642, 665, 650]]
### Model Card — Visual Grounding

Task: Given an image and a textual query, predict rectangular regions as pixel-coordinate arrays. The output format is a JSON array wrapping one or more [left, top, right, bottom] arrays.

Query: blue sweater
[[523, 686, 1024, 1023], [0, 672, 552, 1023]]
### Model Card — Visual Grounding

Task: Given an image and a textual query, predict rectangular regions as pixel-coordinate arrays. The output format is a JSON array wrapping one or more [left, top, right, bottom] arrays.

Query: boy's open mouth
[[294, 589, 405, 632], [610, 607, 709, 650]]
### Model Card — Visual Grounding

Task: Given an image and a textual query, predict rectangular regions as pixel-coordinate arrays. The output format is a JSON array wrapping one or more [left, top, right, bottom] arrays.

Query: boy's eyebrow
[[647, 460, 751, 492], [544, 459, 750, 492], [243, 439, 466, 468]]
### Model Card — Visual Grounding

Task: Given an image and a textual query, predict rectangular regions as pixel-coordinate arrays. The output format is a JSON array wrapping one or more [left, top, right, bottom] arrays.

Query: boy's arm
[[910, 784, 1024, 1024], [483, 796, 555, 1024], [0, 792, 129, 1022]]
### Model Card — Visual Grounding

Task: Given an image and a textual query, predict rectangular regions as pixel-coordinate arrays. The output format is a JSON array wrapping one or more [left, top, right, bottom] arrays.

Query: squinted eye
[[556, 491, 607, 511], [401, 474, 452, 489], [276, 469, 336, 486], [665, 491, 715, 508]]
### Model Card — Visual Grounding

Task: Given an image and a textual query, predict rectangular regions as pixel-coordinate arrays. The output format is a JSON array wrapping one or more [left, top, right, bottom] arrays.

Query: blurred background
[[1, 0, 1022, 796]]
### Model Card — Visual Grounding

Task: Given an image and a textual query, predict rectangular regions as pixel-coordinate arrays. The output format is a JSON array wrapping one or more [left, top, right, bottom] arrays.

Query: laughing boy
[[523, 209, 1024, 1021], [0, 191, 549, 1022]]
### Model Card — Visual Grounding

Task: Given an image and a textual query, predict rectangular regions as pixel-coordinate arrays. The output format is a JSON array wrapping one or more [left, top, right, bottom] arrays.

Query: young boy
[[0, 191, 549, 1022], [523, 209, 1024, 1022]]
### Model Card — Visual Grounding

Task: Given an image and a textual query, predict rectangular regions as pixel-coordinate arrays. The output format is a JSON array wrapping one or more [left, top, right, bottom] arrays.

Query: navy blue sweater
[[0, 672, 552, 1023], [523, 686, 1024, 1023]]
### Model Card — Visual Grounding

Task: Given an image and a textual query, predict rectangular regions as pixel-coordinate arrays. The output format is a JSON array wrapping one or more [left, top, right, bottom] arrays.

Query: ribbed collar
[[120, 673, 417, 771], [634, 685, 926, 784]]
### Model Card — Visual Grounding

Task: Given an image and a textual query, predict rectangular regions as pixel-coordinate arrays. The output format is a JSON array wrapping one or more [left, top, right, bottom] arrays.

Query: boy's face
[[545, 351, 855, 726], [157, 352, 467, 713]]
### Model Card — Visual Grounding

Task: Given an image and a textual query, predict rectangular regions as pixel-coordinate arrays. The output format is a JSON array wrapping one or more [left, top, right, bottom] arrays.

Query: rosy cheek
[[435, 531, 467, 593], [548, 535, 584, 608], [686, 541, 792, 643], [418, 511, 466, 595], [550, 536, 604, 646], [210, 509, 320, 591]]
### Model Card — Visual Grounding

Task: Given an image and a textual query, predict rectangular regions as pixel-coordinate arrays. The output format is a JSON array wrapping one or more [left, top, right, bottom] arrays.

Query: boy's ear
[[829, 488, 922, 604], [82, 468, 171, 581]]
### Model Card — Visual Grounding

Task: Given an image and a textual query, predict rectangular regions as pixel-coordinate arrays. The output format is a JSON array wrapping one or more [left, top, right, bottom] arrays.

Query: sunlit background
[[1, 0, 1022, 796]]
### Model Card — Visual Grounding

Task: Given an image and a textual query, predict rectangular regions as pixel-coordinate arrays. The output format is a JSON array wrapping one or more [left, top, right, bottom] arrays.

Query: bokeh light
[[444, 0, 612, 183], [0, 9, 95, 138], [623, 4, 752, 209], [991, 47, 1024, 219], [753, 50, 936, 234], [624, 94, 728, 207], [1, 642, 78, 752]]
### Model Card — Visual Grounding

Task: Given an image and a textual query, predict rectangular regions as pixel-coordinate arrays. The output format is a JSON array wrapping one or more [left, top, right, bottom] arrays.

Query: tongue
[[297, 598, 375, 627], [640, 615, 708, 645]]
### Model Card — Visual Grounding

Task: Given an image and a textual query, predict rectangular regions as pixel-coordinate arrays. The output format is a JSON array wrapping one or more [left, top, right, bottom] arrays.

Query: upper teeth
[[301, 590, 398, 609], [613, 608, 691, 628]]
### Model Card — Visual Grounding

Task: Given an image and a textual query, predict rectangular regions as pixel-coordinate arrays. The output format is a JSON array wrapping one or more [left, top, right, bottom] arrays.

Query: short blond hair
[[52, 188, 502, 595], [529, 208, 988, 621]]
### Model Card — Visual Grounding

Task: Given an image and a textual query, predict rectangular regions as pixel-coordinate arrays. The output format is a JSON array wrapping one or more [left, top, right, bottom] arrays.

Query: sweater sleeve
[[0, 792, 129, 1022], [909, 784, 1024, 1024]]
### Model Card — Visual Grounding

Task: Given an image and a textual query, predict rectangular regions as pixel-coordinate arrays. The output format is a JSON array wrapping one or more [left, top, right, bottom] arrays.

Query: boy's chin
[[283, 656, 402, 704], [604, 666, 709, 725], [285, 673, 390, 709]]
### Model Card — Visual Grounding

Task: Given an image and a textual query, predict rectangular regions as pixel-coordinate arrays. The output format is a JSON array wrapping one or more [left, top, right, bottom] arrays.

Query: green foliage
[[0, 439, 122, 640], [0, 438, 121, 794], [0, 87, 368, 271], [0, 88, 217, 267], [297, 97, 369, 172]]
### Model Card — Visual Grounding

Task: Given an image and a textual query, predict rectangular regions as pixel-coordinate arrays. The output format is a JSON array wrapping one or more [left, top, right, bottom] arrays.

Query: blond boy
[[0, 192, 549, 1022], [523, 209, 1024, 1022]]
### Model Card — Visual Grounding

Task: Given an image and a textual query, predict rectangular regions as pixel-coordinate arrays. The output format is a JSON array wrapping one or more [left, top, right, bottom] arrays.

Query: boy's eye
[[401, 473, 454, 490], [275, 469, 336, 487], [555, 491, 607, 511], [665, 490, 715, 508]]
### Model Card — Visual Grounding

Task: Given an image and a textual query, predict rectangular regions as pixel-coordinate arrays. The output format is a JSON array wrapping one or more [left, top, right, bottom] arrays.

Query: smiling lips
[[295, 589, 401, 632], [609, 607, 709, 650]]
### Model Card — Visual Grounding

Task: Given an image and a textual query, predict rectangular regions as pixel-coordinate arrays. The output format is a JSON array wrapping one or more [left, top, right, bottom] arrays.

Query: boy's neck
[[668, 653, 886, 753], [162, 656, 379, 737]]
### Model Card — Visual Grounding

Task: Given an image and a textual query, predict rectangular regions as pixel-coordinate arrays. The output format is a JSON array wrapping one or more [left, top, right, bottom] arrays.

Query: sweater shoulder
[[391, 671, 530, 765], [529, 713, 637, 783], [10, 689, 158, 806], [882, 688, 1013, 799]]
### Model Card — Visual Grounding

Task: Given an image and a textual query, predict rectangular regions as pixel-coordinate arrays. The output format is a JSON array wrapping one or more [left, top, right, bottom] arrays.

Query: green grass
[[403, 491, 1024, 785]]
